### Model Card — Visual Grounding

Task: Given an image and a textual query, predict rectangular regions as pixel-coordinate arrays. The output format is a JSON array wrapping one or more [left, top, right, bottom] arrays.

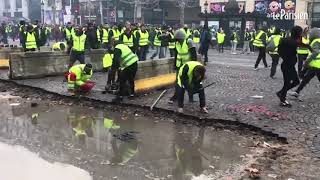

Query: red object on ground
[[80, 81, 95, 93]]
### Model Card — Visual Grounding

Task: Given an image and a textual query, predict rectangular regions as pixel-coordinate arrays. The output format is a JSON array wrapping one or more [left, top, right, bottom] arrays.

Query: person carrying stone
[[66, 63, 95, 96], [176, 61, 208, 114]]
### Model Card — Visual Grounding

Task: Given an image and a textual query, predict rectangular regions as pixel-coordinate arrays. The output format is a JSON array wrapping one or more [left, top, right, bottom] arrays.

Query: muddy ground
[[0, 81, 320, 180]]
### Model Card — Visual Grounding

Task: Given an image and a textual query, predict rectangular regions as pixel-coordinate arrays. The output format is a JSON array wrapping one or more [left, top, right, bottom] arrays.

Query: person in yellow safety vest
[[192, 28, 200, 51], [217, 28, 225, 53], [289, 28, 320, 99], [96, 25, 102, 47], [249, 28, 256, 52], [182, 24, 192, 39], [253, 27, 268, 70], [150, 27, 163, 60], [67, 63, 94, 95], [64, 22, 75, 53], [23, 25, 40, 52], [101, 24, 110, 49], [119, 22, 136, 53], [242, 28, 252, 54], [109, 24, 123, 42], [176, 61, 208, 114], [168, 29, 197, 104], [136, 24, 150, 61], [69, 26, 89, 68], [267, 27, 282, 78], [102, 47, 116, 91], [52, 42, 67, 51], [230, 30, 238, 54], [110, 39, 139, 103], [168, 27, 176, 58], [297, 27, 310, 78]]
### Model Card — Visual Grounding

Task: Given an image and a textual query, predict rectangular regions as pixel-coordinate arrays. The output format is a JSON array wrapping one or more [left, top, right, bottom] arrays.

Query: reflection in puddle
[[0, 142, 92, 180], [0, 96, 255, 180]]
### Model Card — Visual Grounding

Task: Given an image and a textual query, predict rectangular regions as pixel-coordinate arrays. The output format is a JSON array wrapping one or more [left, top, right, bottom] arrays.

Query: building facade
[[199, 0, 310, 29], [0, 0, 29, 21]]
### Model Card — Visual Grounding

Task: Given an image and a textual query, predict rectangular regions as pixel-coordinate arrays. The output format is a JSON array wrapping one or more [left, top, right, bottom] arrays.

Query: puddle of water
[[0, 142, 92, 180], [0, 95, 257, 180]]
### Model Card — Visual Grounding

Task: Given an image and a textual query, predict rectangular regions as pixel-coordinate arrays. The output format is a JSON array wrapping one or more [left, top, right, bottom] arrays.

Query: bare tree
[[171, 0, 199, 25], [120, 0, 159, 23]]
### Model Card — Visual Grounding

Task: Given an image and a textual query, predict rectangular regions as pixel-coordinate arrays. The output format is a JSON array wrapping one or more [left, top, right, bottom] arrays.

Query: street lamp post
[[41, 0, 45, 24], [204, 0, 209, 27]]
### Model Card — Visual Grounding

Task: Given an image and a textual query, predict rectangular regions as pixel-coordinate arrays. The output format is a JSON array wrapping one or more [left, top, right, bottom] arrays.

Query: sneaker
[[254, 68, 258, 71], [280, 101, 292, 108], [200, 107, 209, 114], [178, 108, 184, 113], [129, 94, 135, 98], [168, 100, 174, 104], [288, 91, 299, 98]]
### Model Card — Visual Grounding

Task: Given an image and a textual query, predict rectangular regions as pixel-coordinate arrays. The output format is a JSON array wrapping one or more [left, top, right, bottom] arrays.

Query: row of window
[[4, 0, 22, 9]]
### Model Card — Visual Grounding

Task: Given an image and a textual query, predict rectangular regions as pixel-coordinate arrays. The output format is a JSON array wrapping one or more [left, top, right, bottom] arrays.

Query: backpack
[[266, 37, 276, 52]]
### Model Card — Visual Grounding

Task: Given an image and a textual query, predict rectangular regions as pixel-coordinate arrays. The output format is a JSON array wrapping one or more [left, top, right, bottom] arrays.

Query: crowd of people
[[1, 19, 319, 110]]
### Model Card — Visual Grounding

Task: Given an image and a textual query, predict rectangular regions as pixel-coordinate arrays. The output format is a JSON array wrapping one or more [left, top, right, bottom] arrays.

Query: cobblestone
[[2, 50, 320, 157]]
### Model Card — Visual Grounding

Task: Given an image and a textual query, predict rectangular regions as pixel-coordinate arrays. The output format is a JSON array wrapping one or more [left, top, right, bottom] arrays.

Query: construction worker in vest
[[193, 28, 200, 51], [267, 27, 282, 79], [242, 28, 251, 54], [168, 27, 176, 57], [176, 61, 208, 113], [253, 26, 268, 70], [69, 26, 89, 68], [52, 42, 67, 51], [169, 29, 197, 104], [230, 29, 238, 54], [64, 22, 74, 53], [110, 39, 139, 103], [217, 28, 225, 53], [119, 21, 136, 53], [297, 27, 310, 78], [108, 24, 123, 43], [101, 24, 110, 49], [150, 27, 162, 60], [67, 63, 94, 95], [136, 24, 150, 61], [23, 25, 40, 52]]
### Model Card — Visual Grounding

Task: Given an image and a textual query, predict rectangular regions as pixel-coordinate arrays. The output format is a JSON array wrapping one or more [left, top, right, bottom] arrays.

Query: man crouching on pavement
[[67, 63, 95, 95], [177, 61, 208, 114]]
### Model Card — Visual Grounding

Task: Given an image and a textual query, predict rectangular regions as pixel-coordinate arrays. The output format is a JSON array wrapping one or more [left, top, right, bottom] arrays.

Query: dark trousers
[[218, 43, 224, 53], [69, 50, 85, 68], [177, 85, 205, 108], [270, 54, 280, 77], [298, 54, 308, 77], [118, 62, 138, 96], [201, 46, 209, 62], [250, 42, 255, 52], [101, 42, 109, 49], [169, 48, 175, 57], [255, 47, 267, 68], [139, 46, 148, 61], [296, 68, 320, 94], [278, 64, 300, 102], [106, 68, 116, 85]]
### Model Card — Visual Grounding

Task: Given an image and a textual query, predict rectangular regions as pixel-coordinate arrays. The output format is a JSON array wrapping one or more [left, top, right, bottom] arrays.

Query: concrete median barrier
[[9, 49, 179, 92]]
